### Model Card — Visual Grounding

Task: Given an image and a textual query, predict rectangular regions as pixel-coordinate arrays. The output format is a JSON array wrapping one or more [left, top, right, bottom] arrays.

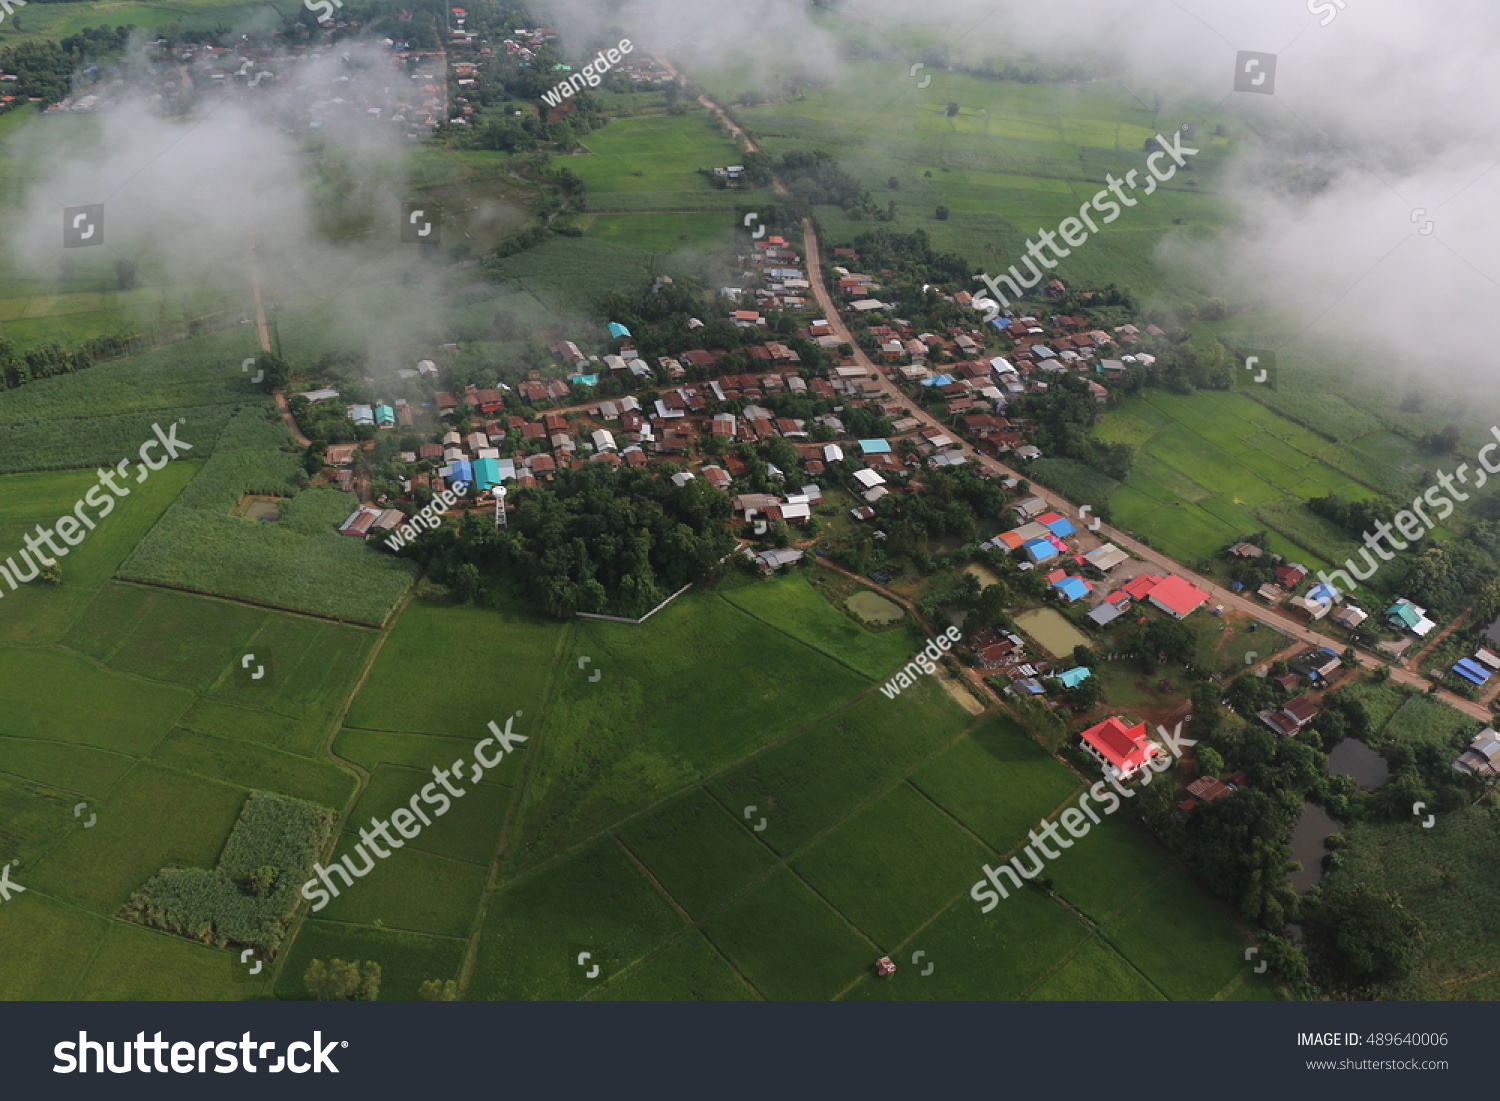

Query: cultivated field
[[1094, 388, 1440, 580]]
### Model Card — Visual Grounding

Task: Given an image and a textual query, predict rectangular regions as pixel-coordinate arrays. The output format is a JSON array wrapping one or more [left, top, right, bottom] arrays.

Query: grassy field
[[0, 457, 1268, 1000], [1095, 388, 1431, 582], [734, 59, 1234, 307]]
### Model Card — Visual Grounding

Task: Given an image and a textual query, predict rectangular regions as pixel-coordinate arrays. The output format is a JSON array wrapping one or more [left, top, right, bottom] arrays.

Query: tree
[[945, 102, 959, 117], [254, 351, 291, 393], [302, 444, 324, 476], [1196, 745, 1225, 778], [39, 562, 60, 585], [887, 176, 900, 190], [419, 979, 459, 1001], [1340, 646, 1359, 668], [1140, 616, 1194, 665], [934, 205, 950, 221], [452, 563, 481, 604], [243, 865, 277, 898], [1311, 883, 1422, 989], [304, 959, 381, 1001]]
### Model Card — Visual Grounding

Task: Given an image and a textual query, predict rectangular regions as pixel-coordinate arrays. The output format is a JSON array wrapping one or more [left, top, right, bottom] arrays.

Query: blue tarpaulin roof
[[858, 439, 892, 454], [607, 322, 631, 338], [920, 374, 954, 386]]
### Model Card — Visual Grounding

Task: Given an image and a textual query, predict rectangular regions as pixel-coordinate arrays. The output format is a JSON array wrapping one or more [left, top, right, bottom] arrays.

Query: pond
[[963, 562, 1002, 589], [1325, 738, 1389, 791], [235, 495, 282, 522], [845, 591, 904, 626], [1289, 802, 1342, 894], [1014, 608, 1090, 658]]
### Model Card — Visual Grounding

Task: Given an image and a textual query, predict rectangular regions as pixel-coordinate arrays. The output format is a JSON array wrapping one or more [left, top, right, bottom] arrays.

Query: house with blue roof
[[570, 373, 599, 387], [1452, 658, 1491, 686], [920, 374, 954, 387], [858, 439, 892, 455], [448, 459, 474, 488], [1043, 516, 1075, 538], [473, 457, 501, 491], [1052, 576, 1091, 603], [375, 404, 395, 428], [1023, 538, 1059, 564], [1055, 666, 1091, 690]]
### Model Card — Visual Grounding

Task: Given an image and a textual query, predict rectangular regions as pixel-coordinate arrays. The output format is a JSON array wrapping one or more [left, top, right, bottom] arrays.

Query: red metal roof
[[1081, 716, 1153, 772]]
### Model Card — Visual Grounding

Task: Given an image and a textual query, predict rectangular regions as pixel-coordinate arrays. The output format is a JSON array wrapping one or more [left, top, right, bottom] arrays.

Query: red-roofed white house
[[1146, 575, 1211, 619], [1080, 716, 1160, 781]]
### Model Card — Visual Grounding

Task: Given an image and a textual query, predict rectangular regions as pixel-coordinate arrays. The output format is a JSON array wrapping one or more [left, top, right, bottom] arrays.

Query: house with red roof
[[1079, 716, 1160, 781], [1120, 573, 1165, 601], [1115, 573, 1210, 619], [1145, 575, 1211, 619]]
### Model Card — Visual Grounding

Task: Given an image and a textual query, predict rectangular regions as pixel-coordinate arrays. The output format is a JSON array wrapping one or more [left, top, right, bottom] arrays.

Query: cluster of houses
[[970, 625, 1094, 699], [143, 38, 452, 137], [1227, 541, 1375, 632], [831, 266, 1174, 430]]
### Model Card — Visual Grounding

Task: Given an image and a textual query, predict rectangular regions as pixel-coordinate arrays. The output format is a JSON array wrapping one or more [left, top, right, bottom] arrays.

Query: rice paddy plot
[[468, 839, 686, 1001], [790, 783, 993, 947], [590, 931, 760, 1001], [701, 868, 874, 1001], [616, 789, 780, 920], [1026, 936, 1164, 1001], [908, 714, 1081, 852]]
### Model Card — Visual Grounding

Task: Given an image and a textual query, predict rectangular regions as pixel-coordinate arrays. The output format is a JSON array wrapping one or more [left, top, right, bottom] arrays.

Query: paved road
[[797, 220, 1493, 723]]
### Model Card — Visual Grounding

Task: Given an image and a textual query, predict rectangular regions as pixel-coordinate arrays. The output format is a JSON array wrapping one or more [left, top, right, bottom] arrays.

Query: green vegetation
[[118, 408, 416, 624], [120, 791, 336, 954]]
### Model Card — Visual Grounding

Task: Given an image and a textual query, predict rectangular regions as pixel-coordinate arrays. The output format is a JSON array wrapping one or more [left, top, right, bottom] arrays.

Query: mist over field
[[0, 40, 445, 369], [562, 0, 1500, 385]]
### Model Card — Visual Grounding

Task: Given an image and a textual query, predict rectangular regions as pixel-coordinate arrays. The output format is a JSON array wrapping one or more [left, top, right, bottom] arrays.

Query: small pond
[[236, 495, 282, 522], [1325, 738, 1389, 791], [1289, 802, 1342, 894], [845, 591, 904, 626]]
